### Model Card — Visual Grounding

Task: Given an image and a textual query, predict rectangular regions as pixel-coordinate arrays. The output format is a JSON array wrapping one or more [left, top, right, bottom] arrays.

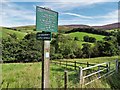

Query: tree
[[83, 35, 89, 42], [74, 48, 82, 58], [82, 43, 92, 58], [116, 31, 120, 46], [83, 36, 96, 43], [89, 37, 96, 43], [103, 36, 112, 41], [95, 41, 117, 56]]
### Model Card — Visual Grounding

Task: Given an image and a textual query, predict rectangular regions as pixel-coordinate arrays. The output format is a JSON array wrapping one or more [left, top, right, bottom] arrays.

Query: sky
[[0, 0, 120, 27]]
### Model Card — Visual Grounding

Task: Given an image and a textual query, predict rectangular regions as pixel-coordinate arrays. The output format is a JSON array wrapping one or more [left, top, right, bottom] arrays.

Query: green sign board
[[36, 6, 58, 32]]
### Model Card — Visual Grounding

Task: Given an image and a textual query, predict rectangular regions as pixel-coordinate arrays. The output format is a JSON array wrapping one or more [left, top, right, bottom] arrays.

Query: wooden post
[[86, 62, 89, 75], [98, 65, 100, 78], [66, 61, 67, 68], [41, 40, 50, 89], [64, 70, 68, 90], [79, 66, 83, 88], [60, 60, 61, 65], [108, 62, 110, 72], [106, 63, 109, 72], [119, 62, 120, 70], [74, 61, 76, 70], [116, 60, 119, 73], [87, 62, 89, 67]]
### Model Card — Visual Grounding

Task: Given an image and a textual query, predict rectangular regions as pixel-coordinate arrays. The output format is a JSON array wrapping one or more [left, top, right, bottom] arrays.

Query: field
[[68, 32, 105, 41], [0, 27, 27, 39], [106, 29, 119, 32], [1, 56, 120, 88], [64, 32, 105, 47]]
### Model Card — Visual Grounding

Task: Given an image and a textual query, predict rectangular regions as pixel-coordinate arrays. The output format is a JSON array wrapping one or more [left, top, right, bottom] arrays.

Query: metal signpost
[[36, 6, 58, 89]]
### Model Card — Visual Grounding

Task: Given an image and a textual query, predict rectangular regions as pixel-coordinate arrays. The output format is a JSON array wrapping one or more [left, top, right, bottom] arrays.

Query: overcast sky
[[0, 0, 119, 27]]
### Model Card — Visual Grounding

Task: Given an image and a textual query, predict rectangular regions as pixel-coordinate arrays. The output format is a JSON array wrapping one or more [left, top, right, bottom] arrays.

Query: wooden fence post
[[106, 63, 109, 72], [74, 61, 76, 70], [60, 60, 61, 65], [98, 65, 100, 78], [64, 70, 68, 90], [66, 61, 67, 68], [79, 66, 83, 88], [108, 62, 110, 72], [119, 62, 120, 70], [116, 60, 119, 73], [87, 62, 89, 67]]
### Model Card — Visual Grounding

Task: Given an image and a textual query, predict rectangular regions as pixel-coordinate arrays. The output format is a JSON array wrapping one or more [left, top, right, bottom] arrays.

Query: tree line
[[65, 28, 112, 36], [2, 31, 120, 62]]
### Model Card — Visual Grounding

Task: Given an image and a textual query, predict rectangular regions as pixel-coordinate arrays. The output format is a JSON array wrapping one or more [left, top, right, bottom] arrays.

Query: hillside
[[93, 23, 120, 30], [1, 27, 27, 39], [68, 32, 105, 41], [6, 22, 120, 32], [59, 22, 120, 31], [66, 32, 105, 48]]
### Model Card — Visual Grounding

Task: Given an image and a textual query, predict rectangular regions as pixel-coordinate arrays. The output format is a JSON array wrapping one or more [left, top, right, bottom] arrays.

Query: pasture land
[[68, 32, 105, 41], [1, 56, 120, 88], [1, 28, 27, 39]]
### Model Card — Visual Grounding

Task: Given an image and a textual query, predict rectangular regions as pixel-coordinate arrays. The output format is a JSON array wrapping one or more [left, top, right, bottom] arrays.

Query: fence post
[[66, 61, 67, 68], [106, 63, 109, 72], [108, 62, 110, 72], [119, 62, 120, 70], [64, 70, 68, 90], [74, 61, 76, 70], [60, 60, 61, 65], [116, 60, 119, 73], [98, 65, 100, 78], [87, 62, 89, 67], [79, 66, 83, 88]]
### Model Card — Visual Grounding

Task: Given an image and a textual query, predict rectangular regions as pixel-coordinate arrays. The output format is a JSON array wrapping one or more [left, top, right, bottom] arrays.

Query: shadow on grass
[[106, 72, 120, 89]]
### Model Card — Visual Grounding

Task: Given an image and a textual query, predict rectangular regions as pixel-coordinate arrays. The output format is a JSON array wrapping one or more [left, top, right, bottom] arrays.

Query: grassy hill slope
[[1, 27, 27, 39], [13, 25, 35, 33], [64, 32, 105, 47], [67, 32, 105, 41]]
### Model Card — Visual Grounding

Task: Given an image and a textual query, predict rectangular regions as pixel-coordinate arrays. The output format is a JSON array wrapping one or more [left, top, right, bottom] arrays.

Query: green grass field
[[1, 27, 27, 39], [68, 32, 105, 41], [106, 29, 119, 32], [64, 32, 105, 48], [1, 56, 120, 88]]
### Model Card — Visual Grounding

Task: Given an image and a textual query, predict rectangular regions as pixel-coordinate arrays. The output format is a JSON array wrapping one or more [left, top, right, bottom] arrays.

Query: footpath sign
[[36, 6, 58, 89], [36, 6, 58, 33], [36, 32, 51, 40]]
